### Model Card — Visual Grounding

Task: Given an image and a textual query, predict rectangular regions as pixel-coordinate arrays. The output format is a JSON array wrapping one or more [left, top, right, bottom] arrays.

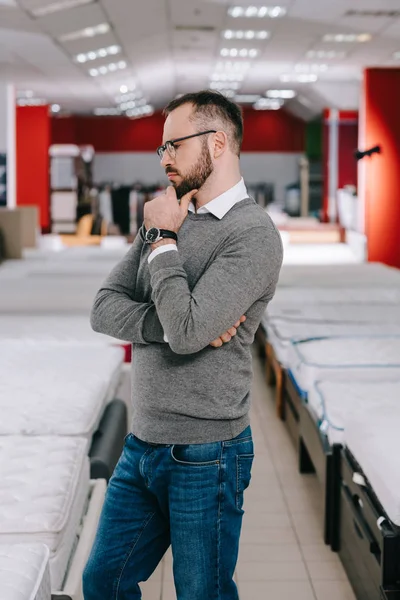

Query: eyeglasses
[[156, 130, 216, 160]]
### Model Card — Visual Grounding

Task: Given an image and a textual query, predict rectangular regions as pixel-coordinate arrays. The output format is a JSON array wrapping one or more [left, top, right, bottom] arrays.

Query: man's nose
[[161, 150, 174, 168]]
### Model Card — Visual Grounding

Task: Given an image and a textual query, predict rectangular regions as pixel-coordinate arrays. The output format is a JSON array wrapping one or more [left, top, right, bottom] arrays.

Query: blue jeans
[[83, 425, 254, 600]]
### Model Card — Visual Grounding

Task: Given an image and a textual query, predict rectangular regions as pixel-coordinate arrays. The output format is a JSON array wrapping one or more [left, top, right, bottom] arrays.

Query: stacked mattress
[[0, 543, 51, 600], [0, 436, 89, 590]]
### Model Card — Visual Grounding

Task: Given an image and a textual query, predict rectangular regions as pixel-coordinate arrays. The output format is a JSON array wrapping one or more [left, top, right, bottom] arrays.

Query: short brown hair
[[164, 90, 243, 156]]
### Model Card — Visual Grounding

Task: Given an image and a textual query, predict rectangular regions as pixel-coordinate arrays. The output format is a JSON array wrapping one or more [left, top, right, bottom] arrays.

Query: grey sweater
[[91, 198, 283, 444]]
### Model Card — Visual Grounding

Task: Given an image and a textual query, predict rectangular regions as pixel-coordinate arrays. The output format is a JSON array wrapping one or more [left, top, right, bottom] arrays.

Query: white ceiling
[[0, 0, 400, 119]]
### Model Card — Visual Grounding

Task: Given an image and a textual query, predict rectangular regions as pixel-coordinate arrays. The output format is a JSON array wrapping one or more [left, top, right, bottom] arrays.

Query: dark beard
[[174, 143, 214, 199]]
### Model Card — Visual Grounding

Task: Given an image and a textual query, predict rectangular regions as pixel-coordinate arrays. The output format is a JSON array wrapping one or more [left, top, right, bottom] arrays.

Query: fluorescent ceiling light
[[32, 0, 93, 17], [59, 23, 110, 42], [215, 61, 250, 71], [223, 30, 269, 40], [211, 72, 244, 81], [210, 81, 241, 90], [94, 108, 122, 116], [234, 94, 261, 103], [76, 45, 121, 63], [294, 63, 328, 72], [254, 98, 283, 110], [220, 48, 259, 58], [228, 6, 286, 18], [323, 33, 371, 43], [266, 89, 296, 98], [89, 60, 127, 76], [280, 73, 318, 82], [306, 50, 346, 59]]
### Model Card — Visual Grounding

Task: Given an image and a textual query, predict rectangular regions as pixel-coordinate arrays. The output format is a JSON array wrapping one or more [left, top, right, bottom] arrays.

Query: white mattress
[[282, 243, 360, 266], [267, 302, 400, 325], [307, 380, 400, 446], [287, 336, 400, 395], [264, 318, 400, 367], [0, 436, 90, 590], [278, 262, 400, 288], [270, 286, 400, 307], [0, 341, 124, 438], [345, 408, 400, 526], [0, 314, 126, 346], [0, 544, 51, 600]]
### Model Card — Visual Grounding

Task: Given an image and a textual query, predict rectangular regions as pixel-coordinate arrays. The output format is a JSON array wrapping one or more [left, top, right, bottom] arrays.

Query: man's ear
[[213, 131, 228, 159]]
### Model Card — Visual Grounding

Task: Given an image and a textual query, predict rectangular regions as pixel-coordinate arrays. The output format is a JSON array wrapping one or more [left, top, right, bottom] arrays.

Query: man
[[83, 90, 283, 600]]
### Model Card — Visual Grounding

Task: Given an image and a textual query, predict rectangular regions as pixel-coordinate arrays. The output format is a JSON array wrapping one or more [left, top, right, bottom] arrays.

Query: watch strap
[[158, 229, 178, 242]]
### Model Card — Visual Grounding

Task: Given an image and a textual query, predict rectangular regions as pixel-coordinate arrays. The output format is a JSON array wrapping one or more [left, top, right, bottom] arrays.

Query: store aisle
[[139, 352, 356, 600]]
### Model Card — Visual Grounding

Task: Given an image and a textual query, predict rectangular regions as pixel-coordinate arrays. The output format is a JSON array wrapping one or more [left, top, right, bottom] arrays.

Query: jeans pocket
[[236, 454, 254, 509], [170, 442, 221, 467]]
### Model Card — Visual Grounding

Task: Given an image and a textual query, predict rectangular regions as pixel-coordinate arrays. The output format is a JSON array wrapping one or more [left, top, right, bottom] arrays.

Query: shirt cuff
[[163, 333, 169, 343], [148, 244, 178, 264]]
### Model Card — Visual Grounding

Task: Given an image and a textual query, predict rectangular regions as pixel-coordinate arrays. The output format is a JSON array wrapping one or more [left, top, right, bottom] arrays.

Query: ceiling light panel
[[306, 50, 346, 59], [266, 89, 296, 98], [280, 73, 318, 82], [234, 94, 261, 103], [228, 6, 287, 18], [58, 22, 110, 42], [223, 30, 269, 40], [323, 33, 372, 43], [75, 45, 121, 63], [254, 98, 283, 110], [220, 48, 258, 58], [31, 0, 93, 17], [89, 60, 127, 76]]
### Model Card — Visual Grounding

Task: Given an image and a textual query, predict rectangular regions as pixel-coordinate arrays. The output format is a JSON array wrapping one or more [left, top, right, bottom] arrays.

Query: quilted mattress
[[270, 286, 400, 307], [0, 436, 89, 590], [345, 407, 400, 526], [267, 302, 400, 324], [0, 340, 124, 438], [278, 262, 400, 288], [307, 380, 400, 446], [263, 318, 400, 367], [287, 336, 400, 395], [0, 543, 51, 600]]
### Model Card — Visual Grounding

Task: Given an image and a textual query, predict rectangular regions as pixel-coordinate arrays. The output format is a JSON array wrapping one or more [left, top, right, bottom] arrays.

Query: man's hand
[[210, 316, 246, 348], [144, 186, 198, 234]]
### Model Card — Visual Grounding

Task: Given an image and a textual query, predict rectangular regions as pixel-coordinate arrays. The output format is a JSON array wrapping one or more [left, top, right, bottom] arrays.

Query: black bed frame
[[339, 447, 400, 600]]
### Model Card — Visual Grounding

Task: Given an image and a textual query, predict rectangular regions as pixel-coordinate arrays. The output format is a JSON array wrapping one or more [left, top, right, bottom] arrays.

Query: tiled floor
[[140, 352, 357, 600]]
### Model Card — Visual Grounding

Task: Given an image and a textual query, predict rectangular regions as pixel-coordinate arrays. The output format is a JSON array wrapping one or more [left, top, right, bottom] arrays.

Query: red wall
[[16, 106, 50, 230], [362, 68, 400, 267], [51, 109, 305, 153]]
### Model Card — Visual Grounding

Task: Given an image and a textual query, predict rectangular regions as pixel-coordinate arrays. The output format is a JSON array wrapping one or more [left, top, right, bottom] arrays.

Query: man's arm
[[148, 226, 283, 355], [90, 232, 165, 344]]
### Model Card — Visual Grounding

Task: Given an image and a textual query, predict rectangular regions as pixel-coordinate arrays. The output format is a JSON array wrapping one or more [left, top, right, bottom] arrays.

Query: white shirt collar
[[188, 178, 248, 220]]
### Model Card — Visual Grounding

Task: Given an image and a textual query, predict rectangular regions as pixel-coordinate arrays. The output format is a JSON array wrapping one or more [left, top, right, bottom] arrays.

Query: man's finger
[[210, 338, 223, 347], [228, 327, 237, 336], [179, 189, 198, 214], [240, 315, 246, 323], [220, 332, 232, 343], [166, 185, 178, 200]]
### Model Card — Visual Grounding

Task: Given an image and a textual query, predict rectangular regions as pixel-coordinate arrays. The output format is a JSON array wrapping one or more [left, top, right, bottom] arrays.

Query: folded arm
[[148, 226, 283, 355]]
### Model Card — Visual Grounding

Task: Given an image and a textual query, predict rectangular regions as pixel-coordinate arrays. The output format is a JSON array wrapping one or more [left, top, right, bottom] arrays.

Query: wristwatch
[[144, 227, 178, 245]]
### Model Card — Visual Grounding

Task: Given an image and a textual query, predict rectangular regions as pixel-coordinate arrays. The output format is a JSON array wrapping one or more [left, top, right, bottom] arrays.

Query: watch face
[[146, 227, 160, 243]]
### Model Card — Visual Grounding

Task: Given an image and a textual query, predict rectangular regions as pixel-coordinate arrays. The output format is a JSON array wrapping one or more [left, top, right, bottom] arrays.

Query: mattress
[[0, 341, 124, 438], [345, 408, 400, 526], [270, 286, 400, 307], [287, 336, 400, 395], [267, 302, 400, 325], [0, 543, 51, 600], [307, 380, 400, 446], [0, 436, 90, 590], [264, 318, 400, 367], [277, 262, 400, 288]]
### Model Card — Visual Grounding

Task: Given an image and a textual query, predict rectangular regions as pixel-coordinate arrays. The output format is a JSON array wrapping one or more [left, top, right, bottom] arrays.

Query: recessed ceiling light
[[234, 94, 261, 103], [266, 89, 296, 99], [323, 33, 371, 43], [223, 30, 270, 40], [253, 98, 283, 110], [31, 0, 93, 17], [51, 104, 61, 113], [228, 6, 286, 18], [75, 46, 121, 64], [220, 48, 259, 58], [215, 61, 250, 71], [280, 73, 318, 82], [89, 60, 127, 77], [294, 63, 328, 72], [59, 22, 110, 42], [126, 105, 154, 119], [211, 72, 244, 81], [306, 50, 346, 59], [210, 81, 241, 90]]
